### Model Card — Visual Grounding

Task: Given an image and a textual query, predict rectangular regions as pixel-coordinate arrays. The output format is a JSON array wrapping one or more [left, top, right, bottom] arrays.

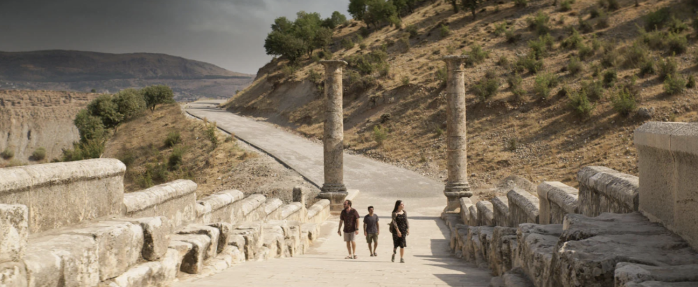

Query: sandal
[[345, 256, 353, 259], [353, 255, 358, 259]]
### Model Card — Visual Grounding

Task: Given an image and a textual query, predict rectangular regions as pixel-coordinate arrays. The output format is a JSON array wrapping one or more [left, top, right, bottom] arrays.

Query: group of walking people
[[337, 199, 409, 263]]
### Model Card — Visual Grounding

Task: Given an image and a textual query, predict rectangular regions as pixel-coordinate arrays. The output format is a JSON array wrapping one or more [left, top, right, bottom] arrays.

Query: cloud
[[0, 0, 348, 74]]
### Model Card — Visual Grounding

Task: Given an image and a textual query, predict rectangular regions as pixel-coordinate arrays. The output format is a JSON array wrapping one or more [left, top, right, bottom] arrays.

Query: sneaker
[[400, 258, 405, 263], [391, 253, 395, 262]]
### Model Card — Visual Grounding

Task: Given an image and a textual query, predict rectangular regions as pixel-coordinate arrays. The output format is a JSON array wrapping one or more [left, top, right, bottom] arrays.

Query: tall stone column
[[316, 60, 348, 212], [442, 56, 472, 213]]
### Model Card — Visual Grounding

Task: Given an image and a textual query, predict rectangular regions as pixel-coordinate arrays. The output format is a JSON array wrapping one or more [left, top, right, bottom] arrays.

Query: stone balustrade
[[123, 179, 198, 228], [537, 181, 579, 225], [507, 188, 540, 226], [196, 189, 244, 225], [577, 166, 639, 217]]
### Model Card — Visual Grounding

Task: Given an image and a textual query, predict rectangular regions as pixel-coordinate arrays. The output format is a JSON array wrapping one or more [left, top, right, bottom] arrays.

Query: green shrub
[[668, 16, 688, 33], [401, 75, 410, 86], [436, 65, 448, 85], [507, 73, 523, 90], [528, 34, 554, 59], [601, 46, 619, 68], [640, 60, 656, 76], [494, 22, 507, 36], [534, 72, 559, 99], [168, 146, 185, 171], [581, 80, 605, 101], [205, 123, 219, 148], [440, 25, 451, 38], [373, 125, 388, 145], [399, 36, 410, 52], [528, 11, 551, 35], [591, 35, 602, 52], [578, 43, 594, 60], [603, 69, 617, 87], [141, 85, 174, 112], [505, 27, 520, 43], [568, 91, 596, 117], [562, 29, 583, 49], [359, 43, 367, 50], [639, 28, 667, 50], [406, 25, 419, 38], [667, 33, 688, 54], [282, 65, 298, 77], [308, 69, 323, 84], [31, 147, 46, 161], [164, 131, 181, 148], [623, 42, 650, 68], [498, 55, 510, 68], [568, 57, 583, 75], [664, 73, 686, 95], [474, 77, 501, 101], [465, 44, 489, 66], [645, 7, 671, 30], [603, 0, 620, 10], [560, 0, 572, 11], [8, 159, 25, 167], [579, 16, 594, 33], [516, 54, 544, 74], [118, 151, 135, 167], [515, 0, 528, 7], [590, 7, 602, 19], [596, 10, 610, 29], [658, 56, 678, 80], [1, 148, 13, 160], [113, 89, 146, 121], [688, 75, 696, 88], [341, 37, 355, 49]]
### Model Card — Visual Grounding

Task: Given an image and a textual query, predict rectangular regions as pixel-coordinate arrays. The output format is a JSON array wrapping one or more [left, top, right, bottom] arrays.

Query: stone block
[[292, 186, 308, 207], [668, 123, 698, 252], [615, 263, 698, 287], [0, 262, 27, 287], [491, 196, 511, 227], [490, 227, 518, 276], [177, 225, 220, 259], [263, 198, 284, 219], [301, 223, 319, 242], [167, 240, 192, 266], [307, 199, 330, 224], [578, 166, 639, 217], [25, 234, 100, 287], [538, 182, 579, 225], [507, 188, 540, 226], [263, 224, 286, 258], [232, 222, 264, 260], [459, 198, 474, 225], [552, 213, 698, 287], [0, 159, 125, 233], [234, 194, 266, 222], [195, 189, 244, 225], [170, 234, 210, 274], [476, 201, 495, 227], [0, 204, 27, 264], [68, 221, 144, 281], [502, 268, 536, 287], [123, 179, 198, 229], [103, 249, 179, 287], [469, 204, 479, 226], [468, 226, 493, 268], [208, 222, 233, 256], [496, 175, 537, 195], [516, 224, 562, 287], [112, 216, 171, 261], [279, 202, 304, 221]]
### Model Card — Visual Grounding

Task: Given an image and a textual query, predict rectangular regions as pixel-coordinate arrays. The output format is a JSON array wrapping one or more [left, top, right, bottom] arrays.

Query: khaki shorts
[[366, 233, 378, 244], [344, 232, 356, 242]]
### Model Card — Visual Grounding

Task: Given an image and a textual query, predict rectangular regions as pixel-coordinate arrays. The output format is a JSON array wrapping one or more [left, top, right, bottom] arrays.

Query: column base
[[443, 182, 472, 213], [317, 185, 348, 213]]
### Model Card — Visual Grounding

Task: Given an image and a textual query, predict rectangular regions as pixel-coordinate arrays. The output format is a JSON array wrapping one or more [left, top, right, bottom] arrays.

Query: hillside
[[224, 0, 698, 194], [0, 50, 255, 101], [103, 104, 319, 199], [0, 90, 98, 166]]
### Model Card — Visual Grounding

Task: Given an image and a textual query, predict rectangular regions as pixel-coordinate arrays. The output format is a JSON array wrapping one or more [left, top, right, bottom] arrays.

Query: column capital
[[319, 60, 348, 67]]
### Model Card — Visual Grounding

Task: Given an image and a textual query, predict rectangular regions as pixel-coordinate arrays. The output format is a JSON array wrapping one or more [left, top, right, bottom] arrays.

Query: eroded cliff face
[[0, 90, 97, 164]]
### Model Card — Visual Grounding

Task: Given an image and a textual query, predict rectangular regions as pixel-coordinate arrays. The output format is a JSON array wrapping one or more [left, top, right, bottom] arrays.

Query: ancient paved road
[[177, 100, 491, 287]]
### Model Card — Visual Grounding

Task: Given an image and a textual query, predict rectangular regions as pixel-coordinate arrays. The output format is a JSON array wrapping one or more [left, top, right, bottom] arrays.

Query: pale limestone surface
[[614, 263, 698, 286], [263, 198, 284, 219], [307, 199, 330, 224], [0, 262, 27, 287], [103, 249, 180, 287], [516, 224, 562, 287], [233, 194, 266, 222], [537, 181, 578, 225], [121, 216, 171, 261], [177, 225, 220, 260], [0, 204, 27, 264], [171, 234, 211, 274], [278, 202, 303, 221], [24, 234, 100, 286], [490, 227, 517, 276], [0, 159, 125, 233], [459, 197, 475, 225], [507, 188, 540, 226], [195, 189, 244, 225], [477, 201, 495, 227], [577, 166, 638, 217], [123, 179, 197, 229]]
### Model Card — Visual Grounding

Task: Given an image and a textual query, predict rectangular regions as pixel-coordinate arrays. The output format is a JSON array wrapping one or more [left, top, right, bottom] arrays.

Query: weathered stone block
[[263, 224, 286, 258], [208, 222, 233, 256], [516, 224, 562, 287], [307, 199, 330, 224], [112, 216, 171, 261], [301, 223, 319, 243], [490, 226, 517, 276], [496, 175, 537, 195], [233, 194, 266, 223], [502, 268, 536, 287], [167, 240, 192, 266], [263, 198, 284, 219], [476, 201, 495, 227], [0, 159, 125, 233], [170, 234, 210, 274], [553, 213, 698, 287], [177, 225, 220, 259], [232, 222, 264, 260], [0, 262, 27, 287], [469, 204, 479, 226], [459, 198, 474, 226], [615, 263, 698, 287], [123, 179, 197, 229], [279, 202, 304, 221], [538, 181, 579, 225], [578, 166, 639, 218], [195, 189, 244, 225], [507, 188, 540, 226], [0, 204, 27, 264], [491, 196, 511, 227], [25, 234, 100, 287], [68, 221, 144, 281], [104, 249, 180, 287]]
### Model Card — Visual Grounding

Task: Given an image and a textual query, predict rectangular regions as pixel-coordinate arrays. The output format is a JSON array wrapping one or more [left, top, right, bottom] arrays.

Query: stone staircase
[[440, 121, 698, 287], [0, 158, 331, 286]]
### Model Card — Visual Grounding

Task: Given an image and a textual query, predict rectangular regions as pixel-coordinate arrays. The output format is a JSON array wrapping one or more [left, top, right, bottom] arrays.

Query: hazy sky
[[0, 0, 348, 74]]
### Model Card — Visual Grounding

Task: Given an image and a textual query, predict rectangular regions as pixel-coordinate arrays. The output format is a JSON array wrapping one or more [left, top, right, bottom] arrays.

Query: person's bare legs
[[367, 243, 372, 256], [400, 247, 404, 258], [373, 240, 378, 255], [346, 241, 352, 257]]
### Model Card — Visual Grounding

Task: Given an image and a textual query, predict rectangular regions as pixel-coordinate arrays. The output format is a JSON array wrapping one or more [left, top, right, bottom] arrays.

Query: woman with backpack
[[390, 199, 409, 263]]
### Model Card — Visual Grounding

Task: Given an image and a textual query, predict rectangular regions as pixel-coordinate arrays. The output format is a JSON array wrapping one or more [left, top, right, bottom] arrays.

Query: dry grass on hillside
[[225, 0, 698, 195]]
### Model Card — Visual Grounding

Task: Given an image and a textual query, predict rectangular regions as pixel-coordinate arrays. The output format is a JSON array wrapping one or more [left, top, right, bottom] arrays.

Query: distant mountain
[[0, 50, 254, 101]]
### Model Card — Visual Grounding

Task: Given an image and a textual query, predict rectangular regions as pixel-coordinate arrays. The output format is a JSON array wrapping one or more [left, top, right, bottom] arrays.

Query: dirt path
[[179, 100, 492, 286]]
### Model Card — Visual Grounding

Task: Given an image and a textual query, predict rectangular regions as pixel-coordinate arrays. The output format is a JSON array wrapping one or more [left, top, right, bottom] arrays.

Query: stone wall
[[578, 166, 639, 217], [0, 159, 125, 233], [537, 181, 578, 225], [635, 122, 698, 251], [123, 179, 198, 229], [307, 199, 330, 224], [195, 189, 244, 225], [507, 188, 540, 226]]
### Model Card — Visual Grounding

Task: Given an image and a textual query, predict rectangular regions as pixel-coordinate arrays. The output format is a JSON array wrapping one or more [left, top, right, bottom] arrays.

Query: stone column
[[316, 60, 348, 212], [442, 56, 472, 213]]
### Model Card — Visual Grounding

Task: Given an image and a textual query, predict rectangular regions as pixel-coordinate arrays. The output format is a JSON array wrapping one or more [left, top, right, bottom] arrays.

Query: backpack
[[389, 221, 396, 234]]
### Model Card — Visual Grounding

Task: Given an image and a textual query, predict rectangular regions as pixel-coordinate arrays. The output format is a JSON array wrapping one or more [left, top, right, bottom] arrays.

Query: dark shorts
[[392, 233, 406, 248], [366, 233, 378, 244]]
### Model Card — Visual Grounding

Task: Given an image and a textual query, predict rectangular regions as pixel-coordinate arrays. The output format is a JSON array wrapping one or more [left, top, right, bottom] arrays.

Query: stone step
[[516, 223, 562, 287], [615, 263, 698, 287]]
